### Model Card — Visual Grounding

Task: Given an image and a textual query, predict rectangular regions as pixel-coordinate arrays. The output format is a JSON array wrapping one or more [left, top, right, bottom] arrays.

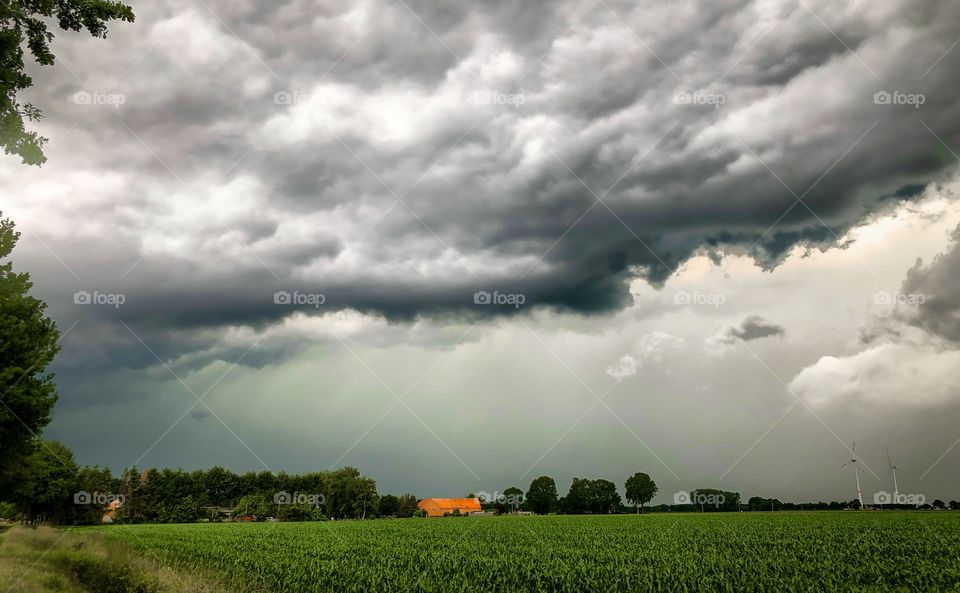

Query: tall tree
[[565, 478, 592, 514], [591, 479, 621, 514], [378, 494, 399, 517], [9, 440, 78, 524], [395, 493, 419, 518], [0, 213, 60, 492], [625, 472, 657, 514], [203, 465, 239, 507], [1, 0, 135, 164], [526, 476, 558, 515]]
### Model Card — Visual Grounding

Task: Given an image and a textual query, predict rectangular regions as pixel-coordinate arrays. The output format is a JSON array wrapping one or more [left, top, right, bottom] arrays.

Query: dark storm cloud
[[7, 0, 960, 371], [899, 226, 960, 344], [715, 315, 786, 346]]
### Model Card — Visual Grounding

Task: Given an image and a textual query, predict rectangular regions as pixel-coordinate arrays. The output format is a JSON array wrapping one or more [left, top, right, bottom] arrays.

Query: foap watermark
[[274, 290, 326, 308], [72, 90, 126, 108], [476, 490, 525, 507], [473, 290, 526, 309], [274, 491, 325, 506], [274, 91, 311, 106], [673, 89, 726, 109], [74, 491, 125, 505], [874, 491, 925, 506], [873, 291, 927, 308], [470, 90, 526, 108], [673, 290, 725, 308], [674, 491, 725, 507], [74, 291, 125, 308], [874, 90, 925, 109]]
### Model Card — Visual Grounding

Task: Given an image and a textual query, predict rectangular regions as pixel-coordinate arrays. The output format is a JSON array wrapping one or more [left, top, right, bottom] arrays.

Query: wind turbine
[[841, 442, 865, 508], [886, 448, 901, 499]]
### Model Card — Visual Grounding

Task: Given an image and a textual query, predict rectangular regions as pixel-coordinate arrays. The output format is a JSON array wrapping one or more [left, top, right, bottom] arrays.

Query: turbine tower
[[886, 447, 901, 498], [841, 442, 865, 508]]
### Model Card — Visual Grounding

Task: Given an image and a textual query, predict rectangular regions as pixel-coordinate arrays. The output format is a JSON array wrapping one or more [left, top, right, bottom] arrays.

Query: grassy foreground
[[0, 525, 228, 593], [4, 513, 959, 592]]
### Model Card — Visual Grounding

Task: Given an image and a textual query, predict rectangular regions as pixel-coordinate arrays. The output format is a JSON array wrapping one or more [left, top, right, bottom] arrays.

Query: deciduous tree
[[625, 472, 657, 514], [378, 494, 399, 517], [526, 476, 558, 515]]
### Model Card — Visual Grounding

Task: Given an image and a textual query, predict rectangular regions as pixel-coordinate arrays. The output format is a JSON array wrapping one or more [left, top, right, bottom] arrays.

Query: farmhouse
[[101, 499, 122, 523], [417, 498, 482, 517]]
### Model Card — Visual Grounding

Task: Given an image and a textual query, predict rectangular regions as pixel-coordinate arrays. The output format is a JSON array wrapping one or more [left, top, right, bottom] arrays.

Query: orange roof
[[102, 499, 123, 522], [417, 498, 481, 517]]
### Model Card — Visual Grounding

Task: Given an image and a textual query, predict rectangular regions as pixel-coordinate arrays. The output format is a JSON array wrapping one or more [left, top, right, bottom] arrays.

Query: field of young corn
[[99, 512, 960, 592]]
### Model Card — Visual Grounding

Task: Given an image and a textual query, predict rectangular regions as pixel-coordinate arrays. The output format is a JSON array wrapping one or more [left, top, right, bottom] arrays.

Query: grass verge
[[0, 526, 232, 593]]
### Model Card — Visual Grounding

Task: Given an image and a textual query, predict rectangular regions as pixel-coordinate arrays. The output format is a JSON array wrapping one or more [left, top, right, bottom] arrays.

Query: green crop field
[[93, 512, 960, 593]]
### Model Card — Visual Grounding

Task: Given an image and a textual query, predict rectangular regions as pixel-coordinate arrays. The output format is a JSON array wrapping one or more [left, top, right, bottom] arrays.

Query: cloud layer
[[6, 0, 960, 342]]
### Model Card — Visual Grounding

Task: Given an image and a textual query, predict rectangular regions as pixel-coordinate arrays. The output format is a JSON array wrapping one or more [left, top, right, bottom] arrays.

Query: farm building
[[202, 506, 234, 520], [417, 498, 482, 517], [101, 499, 122, 523]]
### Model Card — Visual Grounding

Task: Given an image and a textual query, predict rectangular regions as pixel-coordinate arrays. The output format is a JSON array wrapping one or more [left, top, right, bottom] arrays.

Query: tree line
[[0, 441, 386, 524], [521, 473, 659, 515], [3, 444, 957, 525], [522, 475, 745, 514]]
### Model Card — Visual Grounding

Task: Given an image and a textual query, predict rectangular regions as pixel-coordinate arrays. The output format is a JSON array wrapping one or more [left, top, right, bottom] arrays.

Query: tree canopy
[[562, 478, 622, 514], [526, 476, 558, 514], [6, 440, 77, 523], [625, 472, 658, 513]]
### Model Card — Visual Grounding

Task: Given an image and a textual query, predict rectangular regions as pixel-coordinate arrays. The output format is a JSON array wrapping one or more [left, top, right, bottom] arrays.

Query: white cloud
[[606, 354, 638, 381], [790, 337, 960, 409], [606, 331, 684, 380]]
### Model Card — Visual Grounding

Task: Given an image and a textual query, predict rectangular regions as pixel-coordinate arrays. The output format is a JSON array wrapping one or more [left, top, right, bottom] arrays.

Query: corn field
[[99, 512, 960, 592]]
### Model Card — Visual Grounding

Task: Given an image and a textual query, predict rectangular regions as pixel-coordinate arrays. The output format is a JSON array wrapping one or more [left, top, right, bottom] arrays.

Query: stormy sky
[[3, 0, 960, 504]]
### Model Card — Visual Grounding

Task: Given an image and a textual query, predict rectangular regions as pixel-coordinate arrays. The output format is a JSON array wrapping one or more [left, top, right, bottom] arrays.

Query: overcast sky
[[3, 0, 960, 504]]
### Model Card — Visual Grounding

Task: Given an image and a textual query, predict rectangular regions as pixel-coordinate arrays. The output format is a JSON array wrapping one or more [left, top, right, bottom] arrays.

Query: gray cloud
[[5, 0, 960, 374], [899, 227, 960, 343], [705, 315, 786, 353], [726, 316, 786, 343]]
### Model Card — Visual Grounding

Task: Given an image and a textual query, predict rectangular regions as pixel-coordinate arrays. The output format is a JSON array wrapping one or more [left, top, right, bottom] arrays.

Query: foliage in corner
[[0, 0, 134, 165]]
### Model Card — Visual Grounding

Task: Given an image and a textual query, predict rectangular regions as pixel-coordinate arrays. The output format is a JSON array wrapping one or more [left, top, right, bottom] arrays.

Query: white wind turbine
[[886, 447, 902, 499], [841, 443, 865, 508]]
